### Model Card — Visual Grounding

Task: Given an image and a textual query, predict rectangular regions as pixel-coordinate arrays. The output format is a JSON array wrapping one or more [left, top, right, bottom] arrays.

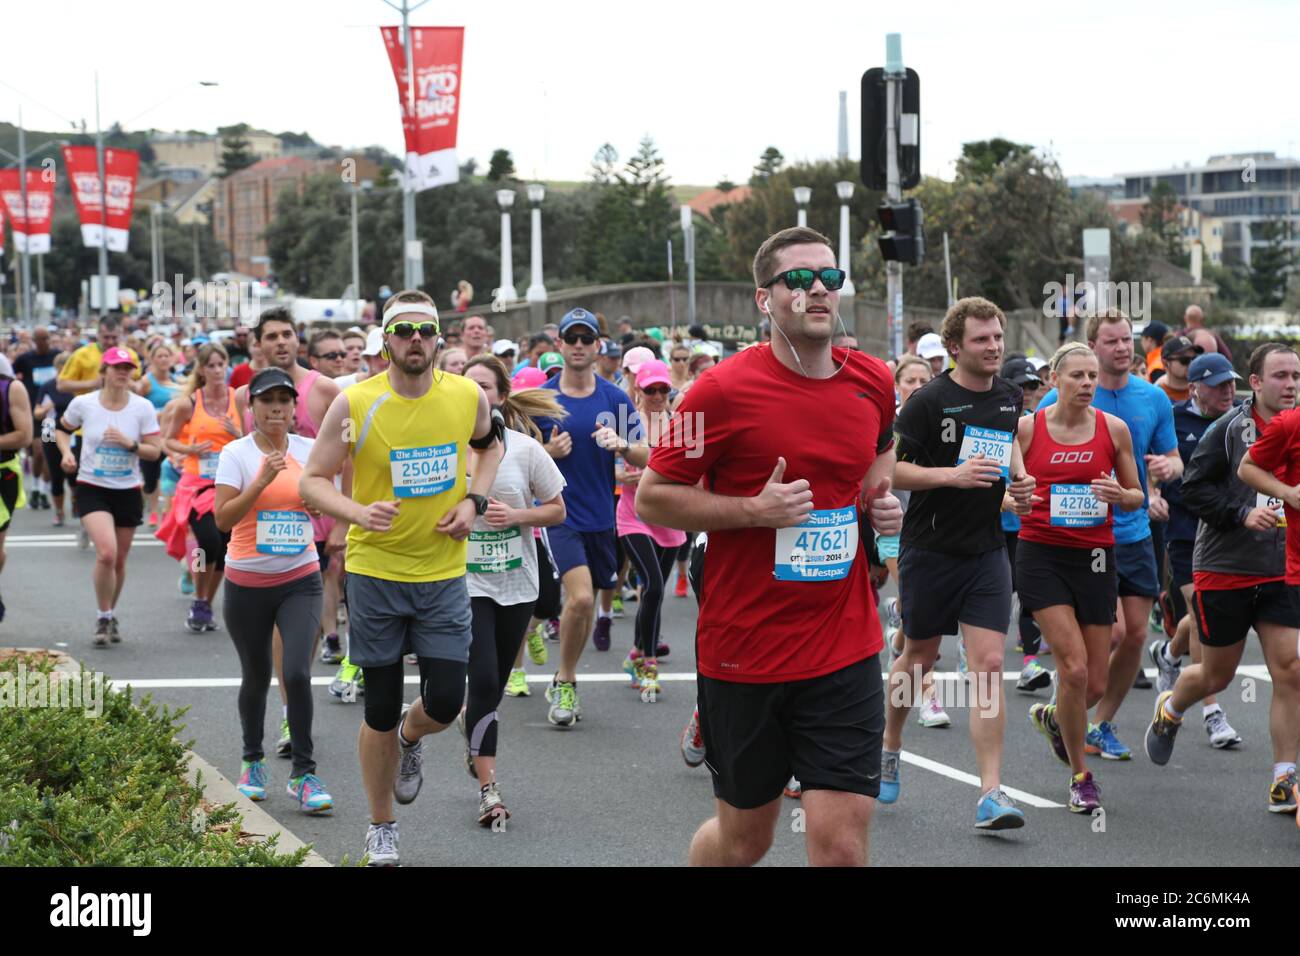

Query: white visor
[[382, 301, 440, 329]]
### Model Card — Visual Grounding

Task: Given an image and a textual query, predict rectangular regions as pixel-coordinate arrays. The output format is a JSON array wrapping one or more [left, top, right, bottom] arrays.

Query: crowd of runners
[[3, 224, 1299, 865]]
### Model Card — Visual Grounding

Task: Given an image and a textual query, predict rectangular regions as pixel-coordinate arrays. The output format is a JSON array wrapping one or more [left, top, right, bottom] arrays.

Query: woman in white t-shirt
[[54, 348, 163, 647], [461, 355, 567, 828], [213, 368, 331, 814]]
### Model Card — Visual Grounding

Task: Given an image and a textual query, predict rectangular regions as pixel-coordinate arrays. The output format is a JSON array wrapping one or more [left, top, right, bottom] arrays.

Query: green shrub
[[0, 653, 307, 866]]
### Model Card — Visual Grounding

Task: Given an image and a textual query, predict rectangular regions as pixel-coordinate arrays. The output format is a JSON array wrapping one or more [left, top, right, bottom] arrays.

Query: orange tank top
[[185, 388, 240, 479], [227, 441, 311, 565]]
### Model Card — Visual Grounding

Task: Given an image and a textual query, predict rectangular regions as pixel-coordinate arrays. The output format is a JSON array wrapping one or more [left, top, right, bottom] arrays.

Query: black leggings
[[675, 533, 694, 564], [188, 508, 229, 571], [534, 534, 561, 620], [223, 572, 322, 777], [1005, 532, 1042, 655], [41, 439, 66, 498], [140, 456, 161, 495], [362, 656, 466, 733], [622, 533, 676, 656], [467, 597, 536, 759]]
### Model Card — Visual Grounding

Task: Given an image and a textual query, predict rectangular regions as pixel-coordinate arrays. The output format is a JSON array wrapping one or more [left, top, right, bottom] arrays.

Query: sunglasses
[[1167, 355, 1195, 366], [562, 333, 598, 346], [388, 322, 440, 340], [314, 351, 346, 362], [761, 267, 847, 291], [642, 385, 670, 396]]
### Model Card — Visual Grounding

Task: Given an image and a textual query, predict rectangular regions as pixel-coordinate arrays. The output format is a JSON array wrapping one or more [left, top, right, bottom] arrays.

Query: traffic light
[[877, 199, 924, 265], [860, 68, 921, 191]]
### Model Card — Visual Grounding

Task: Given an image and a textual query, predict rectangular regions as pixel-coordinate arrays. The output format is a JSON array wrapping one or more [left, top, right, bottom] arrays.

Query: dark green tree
[[751, 146, 784, 184], [1140, 181, 1184, 263], [486, 149, 516, 182], [955, 138, 1034, 179], [590, 143, 619, 185], [1249, 218, 1294, 306], [218, 124, 256, 177]]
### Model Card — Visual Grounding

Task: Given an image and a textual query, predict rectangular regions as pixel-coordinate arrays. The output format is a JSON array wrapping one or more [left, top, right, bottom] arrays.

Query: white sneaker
[[364, 822, 399, 866], [918, 695, 951, 728], [1204, 708, 1242, 749]]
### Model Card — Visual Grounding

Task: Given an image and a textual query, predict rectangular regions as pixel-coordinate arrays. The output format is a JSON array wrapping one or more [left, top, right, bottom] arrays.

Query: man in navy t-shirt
[[539, 308, 646, 728]]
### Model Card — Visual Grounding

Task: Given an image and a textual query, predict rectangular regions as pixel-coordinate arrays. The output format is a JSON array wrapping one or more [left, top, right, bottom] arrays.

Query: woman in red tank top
[[1013, 342, 1144, 814]]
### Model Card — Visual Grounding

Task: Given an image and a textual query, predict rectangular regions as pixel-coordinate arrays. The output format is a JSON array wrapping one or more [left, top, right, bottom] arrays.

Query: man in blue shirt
[[540, 308, 647, 727], [1038, 310, 1183, 758]]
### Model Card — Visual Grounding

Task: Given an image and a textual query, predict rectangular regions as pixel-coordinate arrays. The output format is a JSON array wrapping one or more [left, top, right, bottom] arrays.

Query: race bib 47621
[[774, 507, 858, 582]]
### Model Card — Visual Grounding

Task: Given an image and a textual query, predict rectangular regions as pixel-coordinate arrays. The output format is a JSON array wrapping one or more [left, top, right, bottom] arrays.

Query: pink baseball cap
[[622, 346, 655, 374], [634, 358, 672, 389], [102, 347, 138, 368], [512, 366, 548, 390]]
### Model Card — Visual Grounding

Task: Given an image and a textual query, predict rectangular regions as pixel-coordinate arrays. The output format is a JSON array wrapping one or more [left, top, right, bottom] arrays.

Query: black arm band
[[55, 421, 76, 436], [469, 407, 507, 450]]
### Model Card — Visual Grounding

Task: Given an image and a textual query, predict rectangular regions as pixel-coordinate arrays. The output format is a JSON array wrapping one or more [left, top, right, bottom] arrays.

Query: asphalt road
[[5, 504, 1297, 866]]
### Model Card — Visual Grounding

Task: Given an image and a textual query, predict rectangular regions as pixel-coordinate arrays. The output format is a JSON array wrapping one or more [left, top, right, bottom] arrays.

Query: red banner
[[381, 26, 464, 191], [0, 168, 56, 254], [61, 145, 140, 252]]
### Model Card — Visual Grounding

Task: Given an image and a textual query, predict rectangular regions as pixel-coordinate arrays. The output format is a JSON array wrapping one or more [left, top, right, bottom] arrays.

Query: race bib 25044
[[774, 506, 858, 582], [390, 444, 456, 498], [957, 425, 1013, 479], [1049, 484, 1107, 527]]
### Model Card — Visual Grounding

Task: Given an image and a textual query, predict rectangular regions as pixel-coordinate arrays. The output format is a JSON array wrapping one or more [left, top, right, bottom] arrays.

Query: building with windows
[[151, 131, 284, 176], [1116, 153, 1299, 267]]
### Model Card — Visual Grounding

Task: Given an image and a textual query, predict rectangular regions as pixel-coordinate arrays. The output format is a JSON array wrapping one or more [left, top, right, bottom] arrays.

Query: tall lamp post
[[835, 181, 855, 299], [525, 183, 547, 308], [793, 186, 811, 228], [680, 204, 696, 326], [496, 189, 518, 305]]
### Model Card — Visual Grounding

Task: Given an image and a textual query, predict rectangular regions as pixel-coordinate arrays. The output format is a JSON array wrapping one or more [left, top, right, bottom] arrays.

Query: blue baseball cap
[[559, 308, 600, 335], [1187, 352, 1241, 387]]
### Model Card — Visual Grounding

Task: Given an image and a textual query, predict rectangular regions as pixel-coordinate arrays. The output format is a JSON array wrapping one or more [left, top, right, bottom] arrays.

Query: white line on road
[[897, 751, 1065, 808]]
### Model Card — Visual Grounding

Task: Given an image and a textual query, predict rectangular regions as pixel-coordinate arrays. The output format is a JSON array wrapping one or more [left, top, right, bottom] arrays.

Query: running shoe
[[1157, 589, 1178, 640], [680, 708, 706, 768], [783, 776, 802, 799], [393, 706, 424, 805], [544, 618, 560, 642], [546, 678, 580, 728], [526, 624, 547, 665], [878, 750, 901, 804], [1144, 690, 1182, 766], [622, 650, 644, 688], [1028, 702, 1070, 765], [178, 569, 195, 596], [656, 641, 671, 658], [1268, 771, 1298, 814], [881, 595, 901, 631], [611, 595, 624, 618], [622, 584, 638, 603], [957, 637, 968, 675], [917, 694, 951, 728], [1068, 770, 1102, 814], [885, 627, 901, 665], [1016, 658, 1052, 693], [639, 659, 661, 703], [405, 653, 418, 665], [53, 512, 64, 527], [975, 788, 1025, 830], [185, 601, 205, 633], [276, 719, 292, 758], [1133, 668, 1152, 690], [108, 616, 121, 644], [287, 773, 333, 814], [364, 822, 399, 867], [674, 573, 688, 598], [591, 616, 612, 651], [504, 668, 530, 697], [478, 782, 509, 827], [320, 633, 344, 665], [148, 512, 159, 527], [1148, 600, 1164, 636], [93, 618, 111, 647], [1204, 708, 1242, 749], [1148, 639, 1181, 695], [237, 759, 267, 801], [1085, 721, 1132, 760], [328, 657, 364, 700], [457, 709, 476, 780], [201, 600, 219, 632]]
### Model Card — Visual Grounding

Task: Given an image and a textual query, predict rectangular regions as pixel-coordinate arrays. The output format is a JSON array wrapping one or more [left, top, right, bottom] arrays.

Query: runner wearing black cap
[[1156, 335, 1205, 404]]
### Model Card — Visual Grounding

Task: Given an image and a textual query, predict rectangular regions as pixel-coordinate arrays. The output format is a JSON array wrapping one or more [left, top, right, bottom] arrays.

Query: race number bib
[[957, 425, 1013, 479], [91, 444, 133, 479], [1256, 492, 1287, 528], [467, 527, 525, 573], [774, 507, 858, 582], [390, 444, 456, 498], [255, 510, 311, 555], [199, 453, 220, 480], [1050, 484, 1107, 527], [32, 366, 56, 386]]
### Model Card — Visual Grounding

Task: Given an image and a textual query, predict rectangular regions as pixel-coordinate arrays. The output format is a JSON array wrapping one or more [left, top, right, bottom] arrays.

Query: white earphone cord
[[767, 305, 852, 379]]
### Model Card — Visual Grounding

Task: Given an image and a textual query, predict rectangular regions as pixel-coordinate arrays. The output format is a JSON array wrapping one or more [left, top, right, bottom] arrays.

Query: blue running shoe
[[878, 749, 901, 804], [1085, 721, 1132, 760], [975, 787, 1026, 830], [237, 759, 267, 801], [287, 773, 334, 814]]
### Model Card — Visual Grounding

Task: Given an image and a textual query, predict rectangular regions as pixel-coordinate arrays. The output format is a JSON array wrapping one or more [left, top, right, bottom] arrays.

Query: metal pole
[[150, 203, 159, 288], [192, 221, 200, 280], [17, 109, 32, 323], [943, 231, 953, 308], [351, 183, 361, 324], [885, 65, 903, 359], [680, 204, 695, 326], [394, 0, 431, 290], [95, 72, 109, 316], [666, 239, 676, 336]]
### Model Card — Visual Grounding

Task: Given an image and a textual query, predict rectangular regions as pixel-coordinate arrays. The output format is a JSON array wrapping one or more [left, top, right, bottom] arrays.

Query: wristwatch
[[466, 493, 489, 516]]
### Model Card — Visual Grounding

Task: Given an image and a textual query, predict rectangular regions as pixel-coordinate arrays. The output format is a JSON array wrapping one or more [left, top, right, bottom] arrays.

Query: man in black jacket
[[1149, 353, 1241, 747], [1147, 344, 1300, 817]]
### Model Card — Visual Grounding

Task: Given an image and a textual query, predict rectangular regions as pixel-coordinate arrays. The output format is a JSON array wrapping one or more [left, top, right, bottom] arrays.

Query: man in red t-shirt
[[638, 226, 902, 867]]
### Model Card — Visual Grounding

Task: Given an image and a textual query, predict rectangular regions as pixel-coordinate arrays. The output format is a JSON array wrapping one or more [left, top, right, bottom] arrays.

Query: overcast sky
[[5, 0, 1296, 186]]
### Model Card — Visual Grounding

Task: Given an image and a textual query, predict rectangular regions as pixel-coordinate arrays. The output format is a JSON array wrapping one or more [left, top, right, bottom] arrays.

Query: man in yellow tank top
[[301, 289, 500, 867]]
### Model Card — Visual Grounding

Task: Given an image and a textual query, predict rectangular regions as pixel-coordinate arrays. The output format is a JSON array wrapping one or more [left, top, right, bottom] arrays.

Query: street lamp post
[[496, 189, 518, 305], [382, 0, 431, 290], [793, 186, 811, 228], [835, 181, 855, 299], [525, 183, 546, 326], [680, 204, 696, 326]]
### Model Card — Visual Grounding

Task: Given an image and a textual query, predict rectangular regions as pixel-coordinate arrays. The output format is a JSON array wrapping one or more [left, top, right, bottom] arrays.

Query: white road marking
[[898, 750, 1065, 809]]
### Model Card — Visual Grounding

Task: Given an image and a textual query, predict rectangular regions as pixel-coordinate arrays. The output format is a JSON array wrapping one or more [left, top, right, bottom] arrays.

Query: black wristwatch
[[467, 493, 489, 516]]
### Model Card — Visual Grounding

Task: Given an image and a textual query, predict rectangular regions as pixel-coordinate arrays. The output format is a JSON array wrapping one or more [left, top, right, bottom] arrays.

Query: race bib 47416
[[255, 510, 312, 555]]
